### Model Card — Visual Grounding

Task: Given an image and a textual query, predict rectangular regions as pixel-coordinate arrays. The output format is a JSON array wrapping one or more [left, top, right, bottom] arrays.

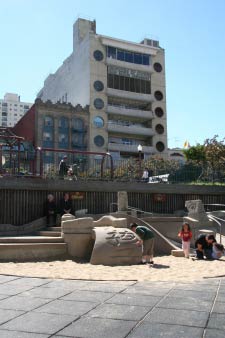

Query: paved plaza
[[0, 274, 224, 337]]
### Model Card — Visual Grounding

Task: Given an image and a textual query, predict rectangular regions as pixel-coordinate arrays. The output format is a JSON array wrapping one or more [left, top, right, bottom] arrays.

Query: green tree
[[183, 144, 206, 163], [204, 135, 225, 182]]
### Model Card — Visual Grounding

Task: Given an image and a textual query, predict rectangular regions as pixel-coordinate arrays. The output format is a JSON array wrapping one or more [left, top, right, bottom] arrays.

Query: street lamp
[[137, 144, 143, 180]]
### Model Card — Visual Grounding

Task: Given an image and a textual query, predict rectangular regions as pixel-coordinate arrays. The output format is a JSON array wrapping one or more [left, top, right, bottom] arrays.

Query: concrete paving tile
[[1, 312, 76, 335], [135, 281, 175, 289], [61, 290, 115, 303], [0, 295, 51, 311], [174, 283, 218, 292], [144, 307, 209, 327], [33, 299, 98, 316], [70, 282, 129, 293], [0, 294, 10, 300], [57, 317, 136, 338], [190, 280, 220, 285], [43, 279, 87, 290], [168, 289, 216, 301], [156, 295, 213, 311], [212, 302, 225, 314], [87, 303, 150, 321], [127, 322, 204, 338], [207, 313, 225, 331], [0, 284, 35, 296], [204, 328, 225, 338], [218, 285, 225, 293], [122, 286, 171, 297], [20, 286, 71, 299], [216, 293, 225, 302], [0, 275, 20, 284], [0, 330, 49, 338], [5, 277, 51, 287], [0, 308, 24, 325], [106, 293, 161, 307]]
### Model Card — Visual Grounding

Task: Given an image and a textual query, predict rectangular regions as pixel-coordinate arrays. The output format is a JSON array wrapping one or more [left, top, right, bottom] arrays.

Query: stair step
[[0, 243, 68, 261], [0, 236, 64, 243], [46, 227, 61, 231], [36, 231, 61, 237]]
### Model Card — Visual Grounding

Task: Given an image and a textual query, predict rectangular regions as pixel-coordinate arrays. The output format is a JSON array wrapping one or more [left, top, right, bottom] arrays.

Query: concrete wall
[[1, 178, 225, 225]]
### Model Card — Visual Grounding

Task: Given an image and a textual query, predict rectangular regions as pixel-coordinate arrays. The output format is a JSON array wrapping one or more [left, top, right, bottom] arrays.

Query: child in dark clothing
[[195, 234, 216, 259]]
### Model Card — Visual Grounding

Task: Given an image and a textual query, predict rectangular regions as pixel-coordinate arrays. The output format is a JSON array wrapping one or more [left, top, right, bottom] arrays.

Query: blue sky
[[0, 0, 225, 148]]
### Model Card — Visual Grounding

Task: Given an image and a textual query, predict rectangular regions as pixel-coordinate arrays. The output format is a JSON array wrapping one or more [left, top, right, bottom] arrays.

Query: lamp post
[[137, 144, 143, 180]]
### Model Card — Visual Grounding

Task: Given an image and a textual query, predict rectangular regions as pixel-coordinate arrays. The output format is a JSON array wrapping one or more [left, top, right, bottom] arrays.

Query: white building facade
[[0, 93, 32, 127], [37, 19, 168, 160]]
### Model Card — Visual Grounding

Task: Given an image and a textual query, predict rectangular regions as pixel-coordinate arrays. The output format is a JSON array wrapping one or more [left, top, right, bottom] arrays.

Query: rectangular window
[[125, 51, 133, 63], [119, 76, 125, 90], [114, 75, 119, 89], [134, 53, 142, 64], [43, 132, 53, 141], [125, 77, 130, 91], [140, 79, 146, 93], [130, 78, 135, 92], [107, 46, 116, 58], [143, 55, 150, 65], [135, 78, 141, 93], [117, 49, 125, 61], [108, 73, 114, 88], [146, 80, 151, 94]]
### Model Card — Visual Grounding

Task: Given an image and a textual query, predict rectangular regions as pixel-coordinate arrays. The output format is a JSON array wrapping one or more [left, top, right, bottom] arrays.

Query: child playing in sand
[[211, 243, 225, 260], [178, 222, 192, 258]]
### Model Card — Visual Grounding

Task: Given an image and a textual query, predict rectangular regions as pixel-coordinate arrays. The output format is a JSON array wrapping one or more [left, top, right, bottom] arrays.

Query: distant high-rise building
[[37, 18, 167, 160], [0, 93, 32, 127]]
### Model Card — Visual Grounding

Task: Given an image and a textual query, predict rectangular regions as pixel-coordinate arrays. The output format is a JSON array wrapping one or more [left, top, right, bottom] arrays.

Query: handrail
[[109, 202, 153, 217], [208, 214, 224, 244]]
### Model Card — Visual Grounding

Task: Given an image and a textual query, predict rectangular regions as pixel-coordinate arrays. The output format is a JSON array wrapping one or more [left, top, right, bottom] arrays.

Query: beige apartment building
[[0, 93, 32, 127], [37, 18, 167, 161]]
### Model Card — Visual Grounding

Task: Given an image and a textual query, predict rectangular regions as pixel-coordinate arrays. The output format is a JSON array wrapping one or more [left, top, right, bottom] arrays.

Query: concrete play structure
[[0, 192, 224, 264]]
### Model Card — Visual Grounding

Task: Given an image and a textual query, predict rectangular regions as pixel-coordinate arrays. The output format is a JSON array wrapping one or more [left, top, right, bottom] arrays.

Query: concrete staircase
[[0, 225, 68, 261]]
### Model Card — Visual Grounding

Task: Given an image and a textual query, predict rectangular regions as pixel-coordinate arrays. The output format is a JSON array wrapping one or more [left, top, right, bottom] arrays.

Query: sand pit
[[0, 255, 225, 282]]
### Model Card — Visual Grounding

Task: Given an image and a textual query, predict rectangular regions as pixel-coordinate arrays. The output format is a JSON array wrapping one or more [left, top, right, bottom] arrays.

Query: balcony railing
[[107, 88, 153, 102], [106, 57, 153, 73], [107, 105, 153, 119], [108, 142, 155, 154], [108, 122, 154, 136]]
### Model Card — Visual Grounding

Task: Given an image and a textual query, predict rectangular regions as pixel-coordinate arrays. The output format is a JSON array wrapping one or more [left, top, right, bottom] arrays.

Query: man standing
[[195, 234, 216, 259], [59, 156, 68, 179], [130, 223, 155, 265]]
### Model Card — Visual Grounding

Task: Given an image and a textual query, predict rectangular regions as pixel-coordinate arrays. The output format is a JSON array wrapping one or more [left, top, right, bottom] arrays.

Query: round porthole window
[[156, 141, 165, 152], [155, 107, 164, 117], [155, 124, 164, 134], [94, 81, 104, 92], [154, 91, 163, 101], [153, 62, 163, 72], [94, 116, 104, 128], [94, 98, 104, 109], [94, 135, 105, 147], [93, 50, 104, 61]]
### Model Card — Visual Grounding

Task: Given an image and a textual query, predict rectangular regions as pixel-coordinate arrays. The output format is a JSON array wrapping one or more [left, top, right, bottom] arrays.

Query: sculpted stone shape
[[184, 200, 218, 239], [90, 226, 142, 265], [185, 200, 209, 222], [117, 191, 128, 212], [61, 215, 128, 260]]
